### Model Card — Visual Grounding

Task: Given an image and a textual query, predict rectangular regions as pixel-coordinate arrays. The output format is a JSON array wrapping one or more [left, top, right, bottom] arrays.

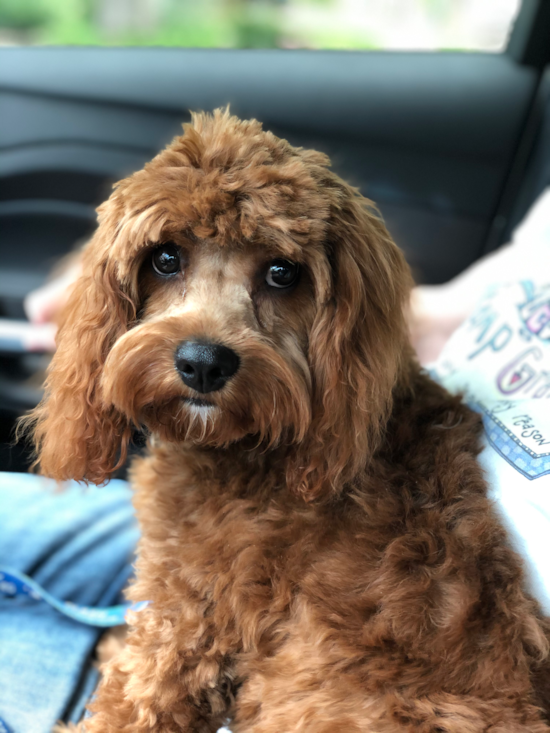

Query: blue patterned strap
[[0, 568, 149, 732], [0, 568, 148, 627]]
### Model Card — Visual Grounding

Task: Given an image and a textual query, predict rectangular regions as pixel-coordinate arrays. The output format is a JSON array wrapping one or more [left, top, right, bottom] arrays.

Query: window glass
[[0, 0, 521, 51]]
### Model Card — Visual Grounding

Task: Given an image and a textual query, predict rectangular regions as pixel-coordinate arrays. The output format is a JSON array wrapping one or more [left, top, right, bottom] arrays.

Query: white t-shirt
[[430, 188, 550, 613]]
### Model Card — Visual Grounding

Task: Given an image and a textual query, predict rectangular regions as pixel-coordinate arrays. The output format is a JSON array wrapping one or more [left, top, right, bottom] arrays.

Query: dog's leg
[[235, 689, 550, 733], [235, 661, 550, 733], [381, 692, 550, 733], [80, 609, 236, 733]]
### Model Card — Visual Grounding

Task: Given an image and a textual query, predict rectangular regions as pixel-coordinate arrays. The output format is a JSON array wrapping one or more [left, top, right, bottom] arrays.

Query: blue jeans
[[0, 472, 139, 733]]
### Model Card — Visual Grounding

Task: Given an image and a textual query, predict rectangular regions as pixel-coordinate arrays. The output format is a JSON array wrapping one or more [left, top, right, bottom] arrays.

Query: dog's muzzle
[[175, 340, 240, 394]]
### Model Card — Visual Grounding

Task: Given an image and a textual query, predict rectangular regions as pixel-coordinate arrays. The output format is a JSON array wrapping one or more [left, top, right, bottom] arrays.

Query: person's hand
[[408, 284, 472, 365], [23, 255, 82, 351], [408, 188, 550, 364]]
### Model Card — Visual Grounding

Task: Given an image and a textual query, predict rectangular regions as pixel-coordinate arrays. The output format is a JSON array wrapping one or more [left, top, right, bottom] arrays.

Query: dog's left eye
[[152, 244, 181, 276], [265, 259, 300, 289]]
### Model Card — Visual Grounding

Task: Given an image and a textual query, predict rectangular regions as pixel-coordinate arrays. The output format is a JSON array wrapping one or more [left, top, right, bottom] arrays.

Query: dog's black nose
[[175, 341, 240, 394]]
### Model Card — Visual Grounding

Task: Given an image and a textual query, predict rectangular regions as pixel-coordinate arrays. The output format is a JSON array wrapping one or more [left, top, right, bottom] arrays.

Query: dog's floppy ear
[[21, 206, 135, 485], [294, 182, 413, 501]]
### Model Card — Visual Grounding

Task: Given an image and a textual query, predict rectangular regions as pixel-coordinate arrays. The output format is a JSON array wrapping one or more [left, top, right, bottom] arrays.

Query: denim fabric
[[0, 472, 139, 733]]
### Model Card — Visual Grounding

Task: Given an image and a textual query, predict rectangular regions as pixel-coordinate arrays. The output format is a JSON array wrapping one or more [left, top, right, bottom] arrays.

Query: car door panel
[[0, 47, 538, 300]]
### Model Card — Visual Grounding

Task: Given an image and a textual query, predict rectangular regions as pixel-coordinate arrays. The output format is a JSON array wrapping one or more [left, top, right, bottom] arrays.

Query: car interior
[[1, 0, 549, 473]]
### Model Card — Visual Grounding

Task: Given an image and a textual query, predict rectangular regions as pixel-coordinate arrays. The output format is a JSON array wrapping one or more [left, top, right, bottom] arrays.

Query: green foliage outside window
[[0, 0, 519, 51]]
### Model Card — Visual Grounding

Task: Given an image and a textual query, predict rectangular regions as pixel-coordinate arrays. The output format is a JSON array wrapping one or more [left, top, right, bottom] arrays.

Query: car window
[[0, 0, 521, 52]]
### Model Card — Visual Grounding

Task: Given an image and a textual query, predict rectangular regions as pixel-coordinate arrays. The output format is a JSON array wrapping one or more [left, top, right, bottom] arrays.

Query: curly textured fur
[[25, 110, 550, 731]]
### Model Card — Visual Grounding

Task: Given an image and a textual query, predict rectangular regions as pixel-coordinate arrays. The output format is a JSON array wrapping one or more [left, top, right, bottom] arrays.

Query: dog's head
[[26, 110, 412, 500]]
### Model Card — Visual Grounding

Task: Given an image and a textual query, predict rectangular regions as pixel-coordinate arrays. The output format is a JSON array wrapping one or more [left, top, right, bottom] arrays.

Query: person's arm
[[409, 187, 550, 364], [24, 251, 83, 325]]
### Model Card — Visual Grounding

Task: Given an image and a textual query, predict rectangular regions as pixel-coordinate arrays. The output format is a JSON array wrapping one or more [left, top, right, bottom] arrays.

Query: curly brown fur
[[24, 109, 550, 732]]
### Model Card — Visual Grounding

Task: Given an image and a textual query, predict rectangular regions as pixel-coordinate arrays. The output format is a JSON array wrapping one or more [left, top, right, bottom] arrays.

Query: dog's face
[[103, 232, 317, 449], [27, 111, 412, 499]]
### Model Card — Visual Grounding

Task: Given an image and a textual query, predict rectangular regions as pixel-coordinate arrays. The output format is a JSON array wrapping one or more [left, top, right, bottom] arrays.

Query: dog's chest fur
[[123, 374, 544, 714]]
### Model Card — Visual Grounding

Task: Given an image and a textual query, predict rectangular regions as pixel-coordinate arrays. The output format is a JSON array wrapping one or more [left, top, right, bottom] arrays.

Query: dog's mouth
[[183, 397, 215, 408]]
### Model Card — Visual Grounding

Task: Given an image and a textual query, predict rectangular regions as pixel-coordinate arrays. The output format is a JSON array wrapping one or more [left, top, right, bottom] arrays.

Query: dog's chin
[[138, 395, 248, 447], [178, 398, 229, 445], [136, 390, 309, 451], [183, 396, 216, 409]]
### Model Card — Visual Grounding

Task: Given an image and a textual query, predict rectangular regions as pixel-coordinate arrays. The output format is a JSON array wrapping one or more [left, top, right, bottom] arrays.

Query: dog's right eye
[[265, 259, 300, 289], [152, 244, 181, 276]]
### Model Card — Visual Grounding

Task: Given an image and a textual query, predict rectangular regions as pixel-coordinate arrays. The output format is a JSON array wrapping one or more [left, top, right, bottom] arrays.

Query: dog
[[26, 109, 550, 732]]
